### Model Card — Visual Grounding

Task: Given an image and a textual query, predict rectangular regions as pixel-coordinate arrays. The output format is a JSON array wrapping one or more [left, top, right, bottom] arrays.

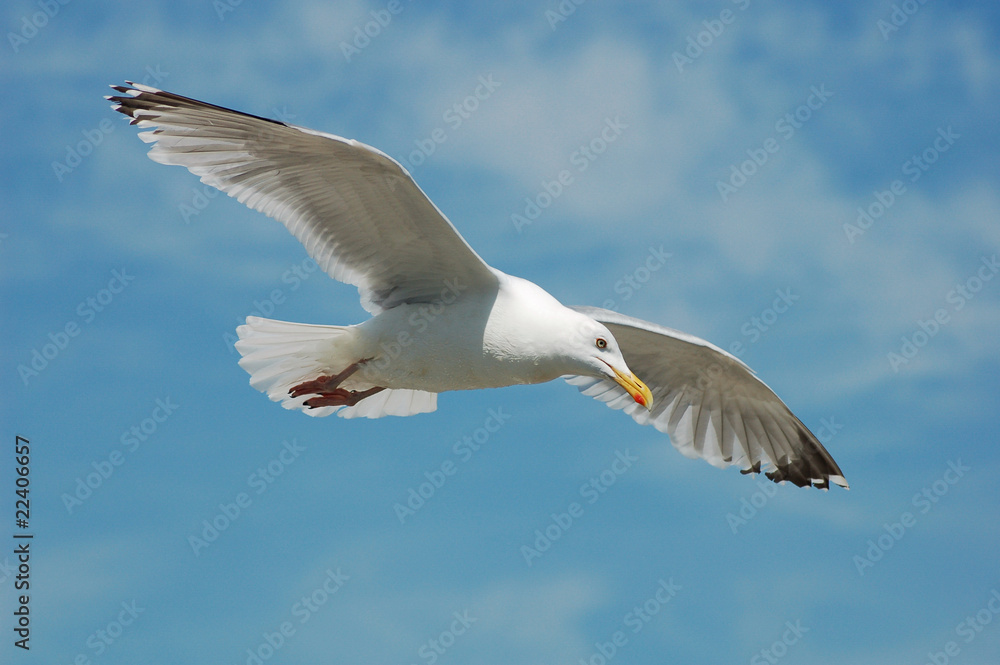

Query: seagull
[[108, 81, 848, 490]]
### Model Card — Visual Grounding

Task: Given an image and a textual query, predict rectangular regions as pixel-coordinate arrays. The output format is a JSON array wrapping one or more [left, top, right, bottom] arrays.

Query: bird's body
[[108, 81, 849, 490], [321, 272, 594, 394], [238, 270, 619, 417]]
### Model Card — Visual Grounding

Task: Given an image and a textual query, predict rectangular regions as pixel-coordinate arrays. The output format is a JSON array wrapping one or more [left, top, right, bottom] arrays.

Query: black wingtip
[[104, 80, 290, 128], [763, 455, 849, 490]]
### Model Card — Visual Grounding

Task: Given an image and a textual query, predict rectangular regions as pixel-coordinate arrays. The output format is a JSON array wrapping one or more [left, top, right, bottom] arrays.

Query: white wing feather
[[569, 307, 848, 489], [108, 82, 497, 314]]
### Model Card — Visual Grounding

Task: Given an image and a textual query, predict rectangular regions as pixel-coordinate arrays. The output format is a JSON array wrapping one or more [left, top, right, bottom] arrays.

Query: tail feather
[[338, 387, 438, 419], [234, 316, 437, 418]]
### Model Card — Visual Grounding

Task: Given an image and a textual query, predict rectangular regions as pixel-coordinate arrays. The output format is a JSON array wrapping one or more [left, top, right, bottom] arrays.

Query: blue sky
[[2, 0, 999, 662]]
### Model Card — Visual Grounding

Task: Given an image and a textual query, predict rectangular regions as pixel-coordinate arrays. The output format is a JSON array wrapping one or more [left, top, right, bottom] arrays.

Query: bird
[[107, 81, 848, 490]]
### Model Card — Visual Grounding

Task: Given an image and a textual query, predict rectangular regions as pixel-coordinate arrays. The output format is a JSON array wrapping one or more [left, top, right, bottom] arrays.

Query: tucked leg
[[289, 361, 364, 398], [289, 359, 385, 409], [302, 386, 386, 409]]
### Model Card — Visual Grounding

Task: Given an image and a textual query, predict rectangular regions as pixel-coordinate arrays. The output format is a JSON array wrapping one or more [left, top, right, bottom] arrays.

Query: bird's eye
[[596, 337, 608, 349]]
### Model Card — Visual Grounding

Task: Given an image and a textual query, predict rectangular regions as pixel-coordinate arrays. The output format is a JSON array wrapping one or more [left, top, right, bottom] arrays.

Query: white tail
[[234, 316, 437, 418]]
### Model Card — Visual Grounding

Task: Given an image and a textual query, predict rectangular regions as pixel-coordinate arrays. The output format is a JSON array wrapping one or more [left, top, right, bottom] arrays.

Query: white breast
[[353, 273, 578, 393]]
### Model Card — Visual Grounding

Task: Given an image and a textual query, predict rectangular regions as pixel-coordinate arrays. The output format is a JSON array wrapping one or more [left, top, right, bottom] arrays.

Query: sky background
[[2, 0, 1000, 663]]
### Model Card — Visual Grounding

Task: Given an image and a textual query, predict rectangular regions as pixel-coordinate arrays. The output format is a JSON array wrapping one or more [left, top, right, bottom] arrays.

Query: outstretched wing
[[568, 306, 848, 490], [108, 82, 498, 313]]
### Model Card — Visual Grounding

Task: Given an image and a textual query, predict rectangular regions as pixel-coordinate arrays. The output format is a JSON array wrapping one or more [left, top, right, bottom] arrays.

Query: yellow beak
[[610, 366, 653, 411]]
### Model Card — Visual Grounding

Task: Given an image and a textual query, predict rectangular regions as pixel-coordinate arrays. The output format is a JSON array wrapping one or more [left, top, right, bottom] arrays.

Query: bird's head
[[564, 317, 653, 411]]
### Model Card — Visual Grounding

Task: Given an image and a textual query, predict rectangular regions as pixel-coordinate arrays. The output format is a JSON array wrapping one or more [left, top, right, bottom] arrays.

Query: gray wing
[[108, 82, 497, 313], [569, 306, 848, 490]]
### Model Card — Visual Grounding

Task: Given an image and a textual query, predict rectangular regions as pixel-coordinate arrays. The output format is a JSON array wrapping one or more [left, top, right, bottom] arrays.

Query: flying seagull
[[108, 81, 848, 490]]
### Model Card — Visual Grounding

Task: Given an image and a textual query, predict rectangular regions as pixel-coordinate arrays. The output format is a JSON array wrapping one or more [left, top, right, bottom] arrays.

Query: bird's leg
[[289, 360, 386, 409], [289, 362, 363, 398], [302, 386, 385, 409]]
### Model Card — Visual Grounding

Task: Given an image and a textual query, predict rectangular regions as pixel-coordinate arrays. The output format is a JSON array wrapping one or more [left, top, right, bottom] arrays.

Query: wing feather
[[568, 306, 848, 489], [108, 82, 498, 313]]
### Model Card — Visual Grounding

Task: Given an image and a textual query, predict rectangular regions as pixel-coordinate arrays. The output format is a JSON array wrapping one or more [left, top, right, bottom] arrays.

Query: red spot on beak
[[634, 394, 646, 407]]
